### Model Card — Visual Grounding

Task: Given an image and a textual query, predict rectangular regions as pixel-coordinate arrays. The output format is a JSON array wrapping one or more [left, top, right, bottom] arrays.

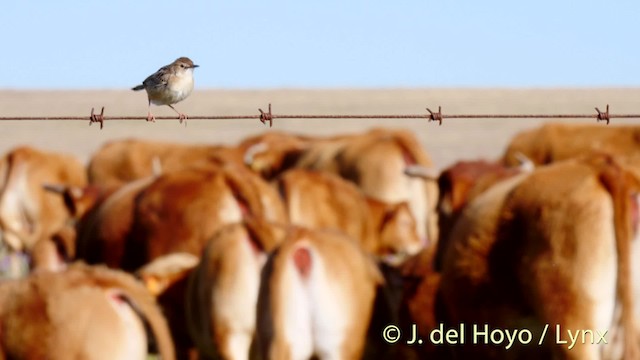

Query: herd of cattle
[[0, 123, 639, 359]]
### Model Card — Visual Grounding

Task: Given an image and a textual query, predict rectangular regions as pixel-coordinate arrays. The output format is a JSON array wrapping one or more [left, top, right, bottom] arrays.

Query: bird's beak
[[192, 64, 200, 68]]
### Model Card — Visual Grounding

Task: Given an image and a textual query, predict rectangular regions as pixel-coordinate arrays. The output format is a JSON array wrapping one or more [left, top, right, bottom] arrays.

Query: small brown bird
[[132, 57, 199, 123]]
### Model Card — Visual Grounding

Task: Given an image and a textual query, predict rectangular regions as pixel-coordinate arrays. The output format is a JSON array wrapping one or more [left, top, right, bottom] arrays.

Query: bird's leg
[[146, 99, 156, 122], [168, 105, 187, 125]]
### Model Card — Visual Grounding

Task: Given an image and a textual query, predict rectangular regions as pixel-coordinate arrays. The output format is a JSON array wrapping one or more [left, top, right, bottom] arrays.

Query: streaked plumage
[[132, 57, 199, 123]]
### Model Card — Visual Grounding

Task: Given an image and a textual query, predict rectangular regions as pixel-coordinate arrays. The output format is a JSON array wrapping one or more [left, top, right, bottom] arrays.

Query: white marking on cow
[[243, 142, 268, 167], [218, 192, 244, 224], [104, 289, 147, 360], [281, 246, 313, 360], [225, 332, 254, 360], [513, 152, 535, 172], [308, 246, 351, 359], [581, 193, 617, 360], [281, 242, 351, 359], [0, 160, 39, 251], [213, 234, 264, 360]]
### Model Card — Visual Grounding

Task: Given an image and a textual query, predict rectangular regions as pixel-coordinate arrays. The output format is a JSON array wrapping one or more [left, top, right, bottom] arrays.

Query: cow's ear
[[136, 253, 199, 297], [43, 184, 102, 218], [63, 187, 85, 216], [42, 184, 82, 216]]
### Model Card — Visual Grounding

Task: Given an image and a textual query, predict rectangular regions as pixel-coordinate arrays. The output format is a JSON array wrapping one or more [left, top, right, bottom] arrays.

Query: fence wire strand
[[0, 104, 638, 129]]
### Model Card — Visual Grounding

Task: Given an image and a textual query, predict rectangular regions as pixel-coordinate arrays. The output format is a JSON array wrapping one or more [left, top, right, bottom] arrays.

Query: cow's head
[[377, 202, 422, 266]]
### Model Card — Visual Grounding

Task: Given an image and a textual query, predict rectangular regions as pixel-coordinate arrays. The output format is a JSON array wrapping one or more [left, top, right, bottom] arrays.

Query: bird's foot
[[179, 113, 188, 125], [146, 113, 156, 122]]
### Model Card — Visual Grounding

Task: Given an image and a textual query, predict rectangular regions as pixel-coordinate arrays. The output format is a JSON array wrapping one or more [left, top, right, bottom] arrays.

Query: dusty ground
[[1, 88, 639, 170]]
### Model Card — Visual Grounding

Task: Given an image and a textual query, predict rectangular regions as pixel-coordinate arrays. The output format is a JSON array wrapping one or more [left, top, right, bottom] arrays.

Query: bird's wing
[[142, 65, 173, 89]]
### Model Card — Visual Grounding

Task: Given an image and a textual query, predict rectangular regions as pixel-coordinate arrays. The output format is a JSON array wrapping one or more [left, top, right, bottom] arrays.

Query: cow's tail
[[109, 289, 176, 360], [596, 158, 640, 360]]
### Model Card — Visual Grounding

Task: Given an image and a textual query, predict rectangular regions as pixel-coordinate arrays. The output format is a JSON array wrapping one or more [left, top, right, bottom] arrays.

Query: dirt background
[[1, 88, 639, 170]]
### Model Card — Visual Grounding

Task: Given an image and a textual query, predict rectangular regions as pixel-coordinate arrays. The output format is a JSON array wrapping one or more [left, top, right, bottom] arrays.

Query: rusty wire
[[0, 104, 638, 129]]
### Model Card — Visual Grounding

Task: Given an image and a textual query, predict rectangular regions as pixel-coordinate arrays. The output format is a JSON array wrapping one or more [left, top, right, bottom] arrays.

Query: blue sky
[[1, 1, 638, 89]]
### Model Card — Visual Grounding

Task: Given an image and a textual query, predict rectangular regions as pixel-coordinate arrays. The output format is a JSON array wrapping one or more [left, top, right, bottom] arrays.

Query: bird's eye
[[180, 64, 185, 68]]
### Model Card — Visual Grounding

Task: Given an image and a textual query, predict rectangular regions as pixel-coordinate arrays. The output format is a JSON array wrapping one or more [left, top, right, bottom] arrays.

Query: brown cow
[[76, 163, 287, 359], [87, 133, 307, 189], [122, 164, 287, 270], [360, 246, 443, 360], [276, 169, 422, 265], [502, 123, 640, 167], [0, 262, 175, 360], [76, 163, 286, 271], [185, 219, 286, 360], [438, 155, 640, 359], [434, 157, 533, 270], [74, 176, 157, 268], [0, 146, 86, 253], [27, 183, 117, 272], [87, 138, 247, 188], [87, 129, 437, 245], [256, 226, 384, 360], [244, 128, 439, 247]]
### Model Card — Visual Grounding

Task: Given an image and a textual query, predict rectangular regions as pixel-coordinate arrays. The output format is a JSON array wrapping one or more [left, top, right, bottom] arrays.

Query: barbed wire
[[0, 104, 636, 129]]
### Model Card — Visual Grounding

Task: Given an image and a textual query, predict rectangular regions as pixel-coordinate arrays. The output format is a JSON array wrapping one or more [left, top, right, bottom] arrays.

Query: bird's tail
[[132, 84, 145, 91]]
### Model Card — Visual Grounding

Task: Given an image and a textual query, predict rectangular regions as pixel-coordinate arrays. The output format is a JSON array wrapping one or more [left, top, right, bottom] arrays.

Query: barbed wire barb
[[258, 103, 273, 128], [426, 106, 443, 126], [89, 107, 105, 129], [595, 104, 610, 125]]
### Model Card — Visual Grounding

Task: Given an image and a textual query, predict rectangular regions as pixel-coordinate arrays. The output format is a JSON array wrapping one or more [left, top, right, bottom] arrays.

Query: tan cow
[[75, 163, 287, 359], [434, 158, 533, 270], [502, 123, 640, 167], [276, 168, 422, 265], [87, 138, 247, 188], [256, 226, 383, 360], [185, 219, 286, 360], [439, 154, 640, 359], [0, 262, 175, 360], [87, 129, 437, 245], [122, 163, 286, 270], [0, 146, 86, 253], [87, 133, 308, 189], [76, 163, 286, 271], [25, 183, 117, 272], [244, 128, 439, 247], [74, 176, 157, 268]]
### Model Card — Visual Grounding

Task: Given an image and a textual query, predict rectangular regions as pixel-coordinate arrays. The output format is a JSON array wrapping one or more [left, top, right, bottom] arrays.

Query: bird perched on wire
[[132, 57, 199, 123]]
